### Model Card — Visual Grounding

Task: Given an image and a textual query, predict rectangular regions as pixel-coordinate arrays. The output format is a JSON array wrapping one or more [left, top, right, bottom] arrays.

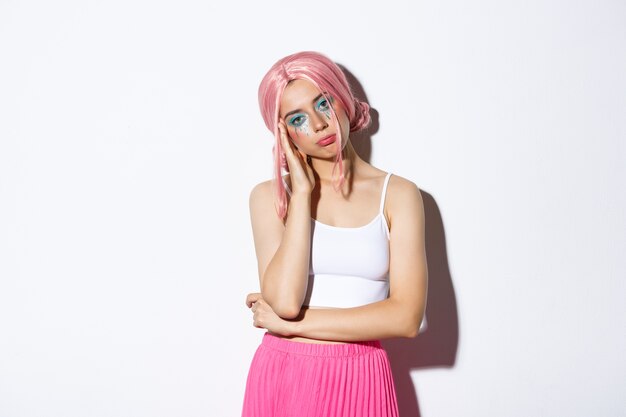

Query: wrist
[[290, 190, 311, 201], [286, 193, 312, 219], [283, 319, 300, 337]]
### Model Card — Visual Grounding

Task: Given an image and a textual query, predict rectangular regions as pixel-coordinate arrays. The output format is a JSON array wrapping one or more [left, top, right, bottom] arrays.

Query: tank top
[[282, 172, 428, 333], [283, 172, 393, 308]]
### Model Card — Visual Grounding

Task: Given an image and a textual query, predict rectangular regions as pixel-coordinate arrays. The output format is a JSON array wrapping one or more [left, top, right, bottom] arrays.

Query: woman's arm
[[294, 298, 423, 341], [249, 121, 316, 319], [249, 182, 311, 319], [249, 178, 428, 340]]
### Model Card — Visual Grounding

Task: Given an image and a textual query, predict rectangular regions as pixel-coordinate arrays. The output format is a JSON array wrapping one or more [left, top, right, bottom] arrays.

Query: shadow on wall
[[341, 65, 460, 417]]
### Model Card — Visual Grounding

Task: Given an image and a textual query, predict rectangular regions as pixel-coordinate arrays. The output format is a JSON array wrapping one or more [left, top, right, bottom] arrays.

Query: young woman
[[241, 51, 428, 417]]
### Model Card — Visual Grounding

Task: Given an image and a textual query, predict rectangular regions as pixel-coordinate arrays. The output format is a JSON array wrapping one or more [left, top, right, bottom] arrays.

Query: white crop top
[[283, 172, 427, 333]]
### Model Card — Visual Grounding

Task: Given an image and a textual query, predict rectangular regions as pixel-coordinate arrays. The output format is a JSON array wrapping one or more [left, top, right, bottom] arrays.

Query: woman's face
[[279, 79, 349, 159]]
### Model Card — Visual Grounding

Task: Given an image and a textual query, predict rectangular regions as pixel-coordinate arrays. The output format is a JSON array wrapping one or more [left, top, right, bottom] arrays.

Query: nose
[[310, 111, 329, 132]]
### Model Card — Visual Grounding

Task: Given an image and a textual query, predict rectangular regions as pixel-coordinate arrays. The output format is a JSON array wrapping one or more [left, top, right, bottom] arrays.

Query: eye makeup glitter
[[286, 94, 335, 136]]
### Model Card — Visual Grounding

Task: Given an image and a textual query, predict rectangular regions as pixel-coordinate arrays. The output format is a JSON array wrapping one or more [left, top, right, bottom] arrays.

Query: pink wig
[[258, 51, 371, 220]]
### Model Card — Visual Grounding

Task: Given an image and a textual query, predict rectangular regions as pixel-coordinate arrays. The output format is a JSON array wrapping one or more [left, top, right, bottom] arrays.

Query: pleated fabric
[[241, 332, 399, 417]]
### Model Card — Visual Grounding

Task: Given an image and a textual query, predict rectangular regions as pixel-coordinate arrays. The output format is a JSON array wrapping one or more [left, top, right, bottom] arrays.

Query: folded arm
[[250, 178, 428, 341]]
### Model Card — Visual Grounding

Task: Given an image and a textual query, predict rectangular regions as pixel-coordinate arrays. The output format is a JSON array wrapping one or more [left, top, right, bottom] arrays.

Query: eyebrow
[[283, 92, 328, 120]]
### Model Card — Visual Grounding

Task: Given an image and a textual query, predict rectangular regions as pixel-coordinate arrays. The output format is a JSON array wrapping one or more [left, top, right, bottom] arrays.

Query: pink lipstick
[[317, 134, 336, 146]]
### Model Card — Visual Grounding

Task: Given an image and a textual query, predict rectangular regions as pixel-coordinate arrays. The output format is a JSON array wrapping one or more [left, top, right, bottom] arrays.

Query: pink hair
[[258, 51, 371, 220]]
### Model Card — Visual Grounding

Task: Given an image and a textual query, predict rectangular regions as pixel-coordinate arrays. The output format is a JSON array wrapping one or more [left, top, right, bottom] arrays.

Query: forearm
[[262, 192, 311, 318], [289, 298, 423, 342]]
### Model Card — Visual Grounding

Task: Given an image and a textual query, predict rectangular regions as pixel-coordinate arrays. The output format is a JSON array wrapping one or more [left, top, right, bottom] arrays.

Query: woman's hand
[[278, 120, 315, 195], [246, 292, 295, 336]]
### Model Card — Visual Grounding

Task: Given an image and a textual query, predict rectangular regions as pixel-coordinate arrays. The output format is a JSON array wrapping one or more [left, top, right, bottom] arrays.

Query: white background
[[1, 1, 624, 416]]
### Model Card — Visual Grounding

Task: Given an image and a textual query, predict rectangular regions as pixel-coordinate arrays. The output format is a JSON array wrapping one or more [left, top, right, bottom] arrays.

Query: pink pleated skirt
[[241, 332, 399, 417]]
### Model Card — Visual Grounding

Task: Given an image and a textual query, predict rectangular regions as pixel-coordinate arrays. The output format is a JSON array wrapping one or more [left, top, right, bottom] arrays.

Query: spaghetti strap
[[379, 172, 392, 213]]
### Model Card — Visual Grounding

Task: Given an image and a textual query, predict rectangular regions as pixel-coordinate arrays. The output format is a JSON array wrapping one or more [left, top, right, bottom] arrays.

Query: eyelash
[[287, 96, 334, 128], [288, 114, 307, 127], [316, 97, 332, 112]]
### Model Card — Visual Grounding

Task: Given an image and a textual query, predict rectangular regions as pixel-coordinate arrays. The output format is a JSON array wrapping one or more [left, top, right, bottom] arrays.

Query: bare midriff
[[270, 306, 350, 344]]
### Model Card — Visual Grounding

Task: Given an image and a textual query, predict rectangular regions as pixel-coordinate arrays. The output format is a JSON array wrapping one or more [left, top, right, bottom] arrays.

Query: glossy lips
[[317, 134, 336, 146]]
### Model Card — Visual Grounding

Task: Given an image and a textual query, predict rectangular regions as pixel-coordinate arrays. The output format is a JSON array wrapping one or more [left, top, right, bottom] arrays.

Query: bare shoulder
[[249, 179, 277, 219], [249, 178, 273, 207], [386, 174, 425, 228], [250, 174, 291, 201], [249, 177, 288, 227], [387, 173, 423, 202]]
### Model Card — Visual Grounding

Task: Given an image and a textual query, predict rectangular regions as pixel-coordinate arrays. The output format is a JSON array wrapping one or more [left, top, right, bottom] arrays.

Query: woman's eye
[[317, 97, 332, 111], [288, 115, 305, 127]]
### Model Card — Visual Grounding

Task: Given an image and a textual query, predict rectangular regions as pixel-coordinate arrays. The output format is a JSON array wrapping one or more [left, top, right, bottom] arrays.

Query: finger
[[246, 292, 262, 307], [245, 293, 255, 307], [278, 120, 289, 144], [278, 119, 288, 134], [279, 130, 294, 160], [278, 121, 298, 158]]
